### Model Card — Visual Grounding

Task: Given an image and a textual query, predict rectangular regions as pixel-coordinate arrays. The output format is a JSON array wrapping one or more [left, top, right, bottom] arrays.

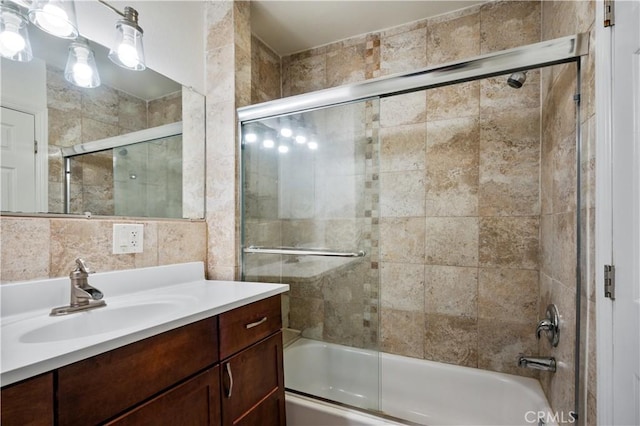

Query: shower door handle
[[244, 246, 366, 257]]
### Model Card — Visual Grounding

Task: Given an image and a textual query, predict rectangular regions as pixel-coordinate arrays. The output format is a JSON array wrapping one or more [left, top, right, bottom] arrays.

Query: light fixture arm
[[97, 0, 141, 32]]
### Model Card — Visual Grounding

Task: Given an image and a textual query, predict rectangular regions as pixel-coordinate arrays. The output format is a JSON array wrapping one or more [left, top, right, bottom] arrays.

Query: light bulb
[[72, 62, 93, 86], [295, 134, 307, 144], [245, 132, 257, 143], [278, 145, 289, 154], [117, 42, 139, 68], [280, 127, 292, 138], [33, 3, 74, 37], [308, 141, 318, 150], [263, 139, 274, 148], [0, 30, 25, 56]]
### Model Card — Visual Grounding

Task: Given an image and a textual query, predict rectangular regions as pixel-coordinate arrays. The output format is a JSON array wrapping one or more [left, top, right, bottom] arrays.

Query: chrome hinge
[[604, 0, 615, 27], [34, 140, 38, 154], [604, 265, 615, 299]]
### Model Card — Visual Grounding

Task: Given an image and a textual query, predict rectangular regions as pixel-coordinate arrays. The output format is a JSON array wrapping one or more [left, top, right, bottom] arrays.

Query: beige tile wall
[[279, 0, 543, 379], [0, 216, 206, 282], [540, 1, 597, 424]]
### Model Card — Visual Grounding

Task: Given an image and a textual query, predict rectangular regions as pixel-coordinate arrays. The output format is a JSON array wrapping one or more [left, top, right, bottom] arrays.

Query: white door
[[0, 106, 36, 212], [611, 0, 640, 423]]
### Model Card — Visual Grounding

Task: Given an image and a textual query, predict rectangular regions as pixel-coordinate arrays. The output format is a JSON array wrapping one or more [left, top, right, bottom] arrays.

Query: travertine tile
[[379, 124, 426, 173], [427, 81, 479, 121], [118, 92, 147, 132], [81, 117, 119, 143], [157, 221, 207, 265], [205, 0, 233, 50], [541, 0, 577, 42], [206, 210, 237, 267], [425, 313, 478, 367], [480, 0, 541, 53], [283, 54, 326, 97], [46, 66, 81, 112], [1, 217, 50, 281], [425, 265, 477, 317], [553, 133, 577, 214], [327, 44, 366, 87], [479, 217, 539, 269], [324, 301, 364, 347], [380, 217, 425, 263], [478, 319, 538, 378], [425, 217, 478, 267], [207, 45, 236, 101], [380, 92, 426, 127], [554, 212, 577, 289], [540, 214, 554, 276], [380, 308, 425, 358], [426, 10, 479, 66], [479, 108, 540, 216], [251, 36, 281, 102], [289, 296, 324, 340], [426, 117, 479, 216], [49, 219, 134, 278], [478, 268, 538, 324], [148, 91, 182, 127], [541, 66, 577, 156], [380, 170, 425, 217], [82, 85, 118, 125], [380, 27, 427, 76], [381, 262, 425, 311], [48, 107, 81, 148], [480, 70, 540, 116]]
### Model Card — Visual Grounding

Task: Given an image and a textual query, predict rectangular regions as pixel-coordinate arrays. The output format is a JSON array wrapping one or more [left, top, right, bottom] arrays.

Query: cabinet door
[[221, 332, 285, 426], [0, 373, 53, 426], [106, 366, 221, 426]]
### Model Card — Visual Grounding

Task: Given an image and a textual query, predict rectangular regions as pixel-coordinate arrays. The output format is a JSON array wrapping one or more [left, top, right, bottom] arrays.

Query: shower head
[[507, 71, 527, 89]]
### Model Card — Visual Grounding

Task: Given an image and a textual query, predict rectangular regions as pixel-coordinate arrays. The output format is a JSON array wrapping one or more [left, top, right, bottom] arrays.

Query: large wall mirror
[[1, 15, 205, 219]]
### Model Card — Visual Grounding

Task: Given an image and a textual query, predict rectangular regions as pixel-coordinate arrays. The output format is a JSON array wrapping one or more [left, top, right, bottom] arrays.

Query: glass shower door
[[241, 99, 381, 411]]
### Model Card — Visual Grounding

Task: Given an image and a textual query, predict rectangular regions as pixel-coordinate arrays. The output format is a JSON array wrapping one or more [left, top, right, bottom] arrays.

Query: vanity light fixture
[[28, 0, 78, 39], [64, 38, 100, 88], [0, 2, 32, 61], [98, 0, 145, 71]]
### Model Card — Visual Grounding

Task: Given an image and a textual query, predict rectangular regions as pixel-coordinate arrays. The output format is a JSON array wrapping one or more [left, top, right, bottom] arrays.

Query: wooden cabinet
[[0, 373, 53, 426], [58, 317, 218, 425], [219, 296, 286, 426], [0, 295, 285, 426], [221, 332, 285, 426], [106, 367, 221, 426]]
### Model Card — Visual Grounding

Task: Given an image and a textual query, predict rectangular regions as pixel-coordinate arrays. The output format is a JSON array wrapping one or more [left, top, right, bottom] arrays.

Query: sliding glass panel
[[241, 99, 381, 412]]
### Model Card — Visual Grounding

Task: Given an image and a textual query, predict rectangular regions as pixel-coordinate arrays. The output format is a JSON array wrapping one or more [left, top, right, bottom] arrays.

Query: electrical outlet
[[113, 224, 144, 254]]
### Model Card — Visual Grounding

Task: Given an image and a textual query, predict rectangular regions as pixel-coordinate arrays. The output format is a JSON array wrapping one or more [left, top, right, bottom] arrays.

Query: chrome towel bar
[[243, 246, 366, 258]]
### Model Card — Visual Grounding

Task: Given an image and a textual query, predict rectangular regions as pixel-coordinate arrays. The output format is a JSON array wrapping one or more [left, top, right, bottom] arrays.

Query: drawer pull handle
[[245, 316, 267, 329], [225, 362, 233, 398]]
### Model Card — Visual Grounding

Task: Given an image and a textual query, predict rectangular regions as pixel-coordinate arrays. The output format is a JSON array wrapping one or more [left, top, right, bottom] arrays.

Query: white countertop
[[0, 262, 289, 387]]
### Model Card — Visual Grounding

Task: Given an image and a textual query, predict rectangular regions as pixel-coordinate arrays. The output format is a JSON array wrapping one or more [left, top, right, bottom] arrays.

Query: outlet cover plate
[[113, 224, 144, 254]]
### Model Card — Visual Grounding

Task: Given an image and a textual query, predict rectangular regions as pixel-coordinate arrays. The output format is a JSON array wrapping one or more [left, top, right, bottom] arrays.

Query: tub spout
[[517, 355, 556, 372]]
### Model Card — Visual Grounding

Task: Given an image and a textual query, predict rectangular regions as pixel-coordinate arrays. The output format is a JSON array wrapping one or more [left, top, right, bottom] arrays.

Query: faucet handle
[[75, 258, 93, 274]]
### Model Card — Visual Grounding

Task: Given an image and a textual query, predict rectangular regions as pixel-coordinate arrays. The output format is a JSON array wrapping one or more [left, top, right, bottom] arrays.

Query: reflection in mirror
[[0, 15, 205, 219]]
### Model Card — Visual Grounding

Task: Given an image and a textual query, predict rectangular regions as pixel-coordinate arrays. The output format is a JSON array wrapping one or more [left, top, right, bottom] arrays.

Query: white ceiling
[[251, 1, 486, 56]]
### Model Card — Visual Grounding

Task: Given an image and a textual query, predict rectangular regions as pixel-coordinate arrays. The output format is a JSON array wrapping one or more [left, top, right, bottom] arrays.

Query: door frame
[[595, 0, 640, 423], [1, 95, 48, 212]]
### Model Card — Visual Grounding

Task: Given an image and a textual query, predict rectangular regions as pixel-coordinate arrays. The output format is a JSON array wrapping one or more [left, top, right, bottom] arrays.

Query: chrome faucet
[[537, 304, 560, 347], [517, 355, 556, 372], [50, 258, 106, 316]]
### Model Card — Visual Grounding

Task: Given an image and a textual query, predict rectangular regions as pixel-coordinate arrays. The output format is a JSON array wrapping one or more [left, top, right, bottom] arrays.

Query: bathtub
[[284, 338, 556, 426]]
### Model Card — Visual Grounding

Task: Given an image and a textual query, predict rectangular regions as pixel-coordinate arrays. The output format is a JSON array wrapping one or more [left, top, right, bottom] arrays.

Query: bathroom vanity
[[0, 262, 288, 425]]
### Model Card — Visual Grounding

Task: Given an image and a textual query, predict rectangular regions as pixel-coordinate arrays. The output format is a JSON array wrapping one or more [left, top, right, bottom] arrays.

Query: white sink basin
[[19, 301, 184, 343]]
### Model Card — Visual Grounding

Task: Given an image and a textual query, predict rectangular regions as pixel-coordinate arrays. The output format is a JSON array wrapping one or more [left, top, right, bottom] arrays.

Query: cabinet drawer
[[106, 366, 221, 426], [221, 331, 284, 426], [58, 317, 218, 425], [219, 295, 281, 359], [1, 373, 53, 426]]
